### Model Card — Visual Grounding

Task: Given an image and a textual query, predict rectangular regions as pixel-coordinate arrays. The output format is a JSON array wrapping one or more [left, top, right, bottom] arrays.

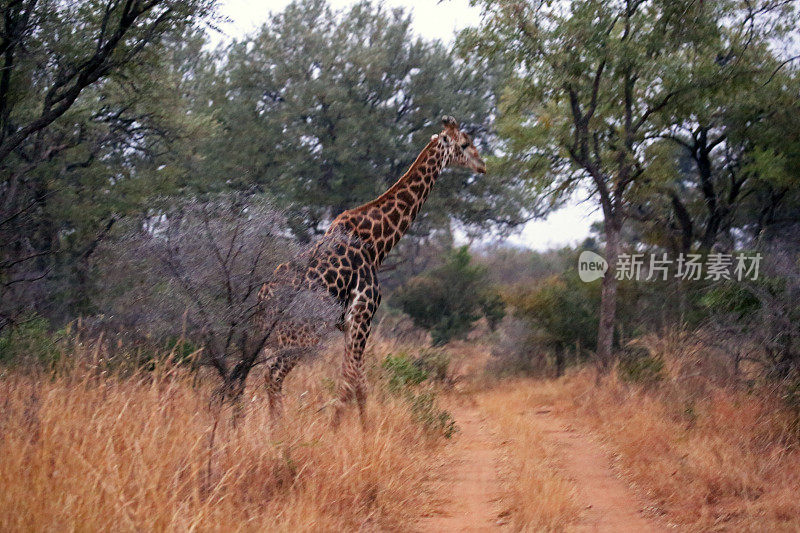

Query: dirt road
[[418, 404, 662, 532], [531, 406, 663, 532], [417, 406, 505, 532]]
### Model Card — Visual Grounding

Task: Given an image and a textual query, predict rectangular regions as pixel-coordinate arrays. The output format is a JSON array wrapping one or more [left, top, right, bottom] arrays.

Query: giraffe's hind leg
[[265, 347, 304, 421]]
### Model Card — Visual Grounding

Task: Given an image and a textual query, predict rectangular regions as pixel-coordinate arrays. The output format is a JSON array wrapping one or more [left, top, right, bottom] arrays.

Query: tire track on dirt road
[[531, 406, 664, 532], [417, 405, 506, 532], [417, 401, 663, 532]]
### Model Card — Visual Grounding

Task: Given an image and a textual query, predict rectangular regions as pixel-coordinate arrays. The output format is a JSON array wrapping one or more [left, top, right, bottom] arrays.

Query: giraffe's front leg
[[333, 286, 378, 428]]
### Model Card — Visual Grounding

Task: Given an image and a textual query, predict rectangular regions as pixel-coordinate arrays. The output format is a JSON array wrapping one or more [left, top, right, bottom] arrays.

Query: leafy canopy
[[195, 0, 531, 240], [392, 246, 505, 345]]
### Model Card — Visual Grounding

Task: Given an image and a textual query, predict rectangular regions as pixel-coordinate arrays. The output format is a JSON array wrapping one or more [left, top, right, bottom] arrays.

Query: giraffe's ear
[[441, 115, 459, 129]]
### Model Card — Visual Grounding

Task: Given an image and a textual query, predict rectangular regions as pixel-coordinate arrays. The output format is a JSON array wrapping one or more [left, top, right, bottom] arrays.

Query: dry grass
[[481, 338, 800, 532], [4, 329, 799, 532], [0, 349, 445, 532], [553, 370, 800, 531], [472, 385, 581, 532]]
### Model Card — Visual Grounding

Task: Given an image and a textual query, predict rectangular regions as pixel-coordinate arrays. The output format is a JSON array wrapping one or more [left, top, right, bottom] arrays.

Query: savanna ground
[[2, 330, 799, 532]]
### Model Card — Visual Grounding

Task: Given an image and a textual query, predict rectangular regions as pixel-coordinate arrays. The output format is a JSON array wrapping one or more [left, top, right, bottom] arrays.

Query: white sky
[[212, 0, 599, 250], [212, 0, 483, 43]]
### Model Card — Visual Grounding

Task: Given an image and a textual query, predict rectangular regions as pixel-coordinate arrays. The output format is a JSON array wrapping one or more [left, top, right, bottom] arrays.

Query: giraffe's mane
[[347, 136, 440, 213]]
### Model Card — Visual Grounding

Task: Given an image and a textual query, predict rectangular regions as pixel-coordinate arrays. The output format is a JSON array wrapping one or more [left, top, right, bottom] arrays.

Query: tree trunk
[[554, 347, 565, 378], [597, 222, 620, 373]]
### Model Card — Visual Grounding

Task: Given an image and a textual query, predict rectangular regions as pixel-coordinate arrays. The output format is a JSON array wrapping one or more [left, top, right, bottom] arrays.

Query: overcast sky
[[212, 0, 600, 250]]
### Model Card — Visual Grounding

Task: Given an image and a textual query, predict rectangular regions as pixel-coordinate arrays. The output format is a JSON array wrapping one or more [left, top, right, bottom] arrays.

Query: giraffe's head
[[439, 115, 486, 174]]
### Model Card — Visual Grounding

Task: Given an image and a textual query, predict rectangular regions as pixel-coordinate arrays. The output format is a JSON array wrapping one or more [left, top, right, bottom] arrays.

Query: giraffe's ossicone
[[258, 115, 486, 424]]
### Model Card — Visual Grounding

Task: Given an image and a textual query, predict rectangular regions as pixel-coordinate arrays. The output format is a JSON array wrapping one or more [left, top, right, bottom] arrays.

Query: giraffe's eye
[[460, 142, 469, 149]]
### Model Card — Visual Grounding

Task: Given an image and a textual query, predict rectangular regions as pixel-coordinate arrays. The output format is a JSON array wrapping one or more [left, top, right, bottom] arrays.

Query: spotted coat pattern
[[259, 116, 486, 422]]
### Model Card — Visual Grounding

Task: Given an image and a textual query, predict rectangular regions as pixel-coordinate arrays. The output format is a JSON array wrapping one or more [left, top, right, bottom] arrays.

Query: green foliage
[[701, 284, 762, 318], [1, 0, 533, 333], [381, 353, 429, 392], [618, 347, 665, 386], [463, 0, 800, 366], [413, 348, 451, 383], [699, 248, 800, 381], [462, 0, 732, 208], [479, 291, 506, 331], [701, 275, 788, 319], [1, 1, 218, 327], [380, 352, 457, 438], [392, 246, 505, 345], [196, 0, 529, 241], [506, 270, 600, 356], [408, 391, 458, 439], [464, 0, 799, 254], [0, 316, 60, 367], [461, 0, 742, 365]]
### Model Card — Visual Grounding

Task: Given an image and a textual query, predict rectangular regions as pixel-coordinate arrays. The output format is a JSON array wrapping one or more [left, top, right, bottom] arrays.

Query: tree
[[392, 246, 504, 345], [634, 37, 800, 253], [463, 0, 795, 369], [193, 0, 531, 243], [0, 0, 217, 331], [0, 0, 215, 164], [93, 196, 339, 402], [505, 272, 600, 376]]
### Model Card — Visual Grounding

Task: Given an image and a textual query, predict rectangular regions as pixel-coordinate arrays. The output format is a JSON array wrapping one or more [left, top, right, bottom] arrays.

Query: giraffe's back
[[257, 226, 377, 346]]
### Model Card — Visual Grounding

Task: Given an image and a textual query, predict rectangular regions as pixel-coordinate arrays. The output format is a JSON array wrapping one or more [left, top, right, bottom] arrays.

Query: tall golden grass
[[558, 371, 800, 531], [3, 330, 799, 531], [473, 332, 800, 532], [0, 348, 445, 531]]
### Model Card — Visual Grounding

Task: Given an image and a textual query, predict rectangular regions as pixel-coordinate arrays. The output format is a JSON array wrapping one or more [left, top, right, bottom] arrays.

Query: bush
[[506, 272, 599, 354], [392, 246, 505, 346], [413, 348, 451, 383], [487, 317, 547, 377], [409, 391, 458, 439], [380, 352, 457, 438], [0, 315, 60, 367], [617, 345, 665, 385], [502, 270, 601, 376], [381, 353, 428, 392], [92, 195, 339, 400], [699, 242, 799, 382]]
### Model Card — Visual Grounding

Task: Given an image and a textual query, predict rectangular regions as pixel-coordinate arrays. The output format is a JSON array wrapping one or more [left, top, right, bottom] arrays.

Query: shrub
[[93, 195, 339, 401], [506, 272, 599, 354], [409, 391, 457, 439], [392, 246, 505, 346], [381, 353, 428, 392], [380, 352, 457, 438], [487, 317, 547, 377], [502, 270, 601, 376], [0, 315, 60, 367], [699, 242, 799, 382], [480, 291, 506, 331], [617, 345, 665, 385], [413, 348, 450, 383]]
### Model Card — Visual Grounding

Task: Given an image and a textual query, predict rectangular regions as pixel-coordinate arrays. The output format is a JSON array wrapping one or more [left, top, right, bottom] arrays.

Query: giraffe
[[259, 115, 486, 423]]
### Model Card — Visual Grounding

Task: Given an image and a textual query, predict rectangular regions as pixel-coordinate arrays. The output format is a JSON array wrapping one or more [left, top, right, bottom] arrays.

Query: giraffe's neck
[[332, 136, 449, 266]]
